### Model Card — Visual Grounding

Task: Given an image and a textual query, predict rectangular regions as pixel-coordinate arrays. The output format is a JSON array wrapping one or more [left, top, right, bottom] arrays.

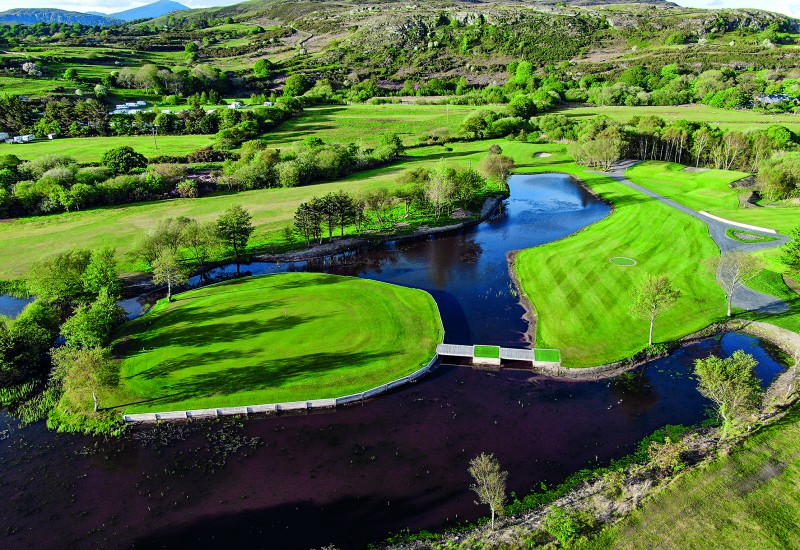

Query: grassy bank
[[107, 273, 443, 413], [515, 152, 725, 367], [606, 405, 800, 548]]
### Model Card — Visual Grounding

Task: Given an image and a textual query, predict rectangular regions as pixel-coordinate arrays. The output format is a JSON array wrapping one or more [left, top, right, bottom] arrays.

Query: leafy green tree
[[101, 146, 147, 175], [217, 205, 254, 276], [61, 287, 126, 348], [63, 67, 79, 81], [52, 346, 119, 414], [132, 217, 190, 267], [629, 274, 682, 346], [468, 453, 507, 530], [478, 154, 515, 189], [181, 219, 219, 269], [694, 350, 761, 435], [294, 201, 323, 246], [0, 301, 58, 384], [461, 111, 488, 139], [152, 249, 190, 302], [82, 248, 121, 298], [253, 58, 272, 77], [780, 226, 800, 277], [283, 74, 310, 97], [27, 249, 92, 305]]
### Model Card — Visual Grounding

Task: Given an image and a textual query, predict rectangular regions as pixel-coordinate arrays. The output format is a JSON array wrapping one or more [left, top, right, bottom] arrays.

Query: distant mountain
[[0, 8, 120, 25], [110, 0, 189, 21]]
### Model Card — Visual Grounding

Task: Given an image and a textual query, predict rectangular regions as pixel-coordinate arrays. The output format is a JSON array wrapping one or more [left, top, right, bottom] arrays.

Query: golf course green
[[107, 273, 443, 413], [515, 161, 726, 368]]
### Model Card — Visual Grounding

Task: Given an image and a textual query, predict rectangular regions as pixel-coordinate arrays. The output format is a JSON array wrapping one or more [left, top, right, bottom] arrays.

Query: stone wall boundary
[[123, 354, 439, 423]]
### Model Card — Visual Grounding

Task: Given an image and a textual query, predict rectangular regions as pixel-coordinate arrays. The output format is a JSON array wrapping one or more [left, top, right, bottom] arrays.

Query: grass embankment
[[605, 405, 800, 548], [625, 161, 800, 334], [515, 152, 725, 367], [0, 139, 546, 279], [107, 273, 443, 413], [558, 104, 800, 134]]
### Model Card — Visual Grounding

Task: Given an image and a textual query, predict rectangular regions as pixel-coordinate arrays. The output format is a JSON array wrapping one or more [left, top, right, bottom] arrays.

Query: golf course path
[[607, 161, 790, 314]]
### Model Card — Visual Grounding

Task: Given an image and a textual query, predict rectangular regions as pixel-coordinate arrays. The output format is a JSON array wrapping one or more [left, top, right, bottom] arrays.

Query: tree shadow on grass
[[122, 312, 315, 359], [137, 350, 397, 406]]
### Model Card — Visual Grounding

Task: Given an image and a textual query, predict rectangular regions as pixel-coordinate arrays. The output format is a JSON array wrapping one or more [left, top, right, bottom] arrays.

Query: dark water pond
[[0, 175, 788, 549]]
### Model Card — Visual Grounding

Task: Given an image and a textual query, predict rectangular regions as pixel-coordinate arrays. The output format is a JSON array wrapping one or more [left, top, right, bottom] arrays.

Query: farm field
[[7, 134, 216, 163], [625, 161, 800, 235], [0, 139, 556, 278], [557, 104, 800, 133], [106, 272, 443, 413], [515, 152, 725, 367], [605, 404, 800, 549]]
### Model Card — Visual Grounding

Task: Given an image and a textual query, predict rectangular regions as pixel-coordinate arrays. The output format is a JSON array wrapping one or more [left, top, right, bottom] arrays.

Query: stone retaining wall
[[124, 355, 439, 423]]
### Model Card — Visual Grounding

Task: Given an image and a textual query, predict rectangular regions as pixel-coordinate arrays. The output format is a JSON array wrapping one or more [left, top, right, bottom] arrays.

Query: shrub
[[101, 146, 148, 175], [75, 166, 112, 186], [176, 179, 199, 198], [18, 154, 76, 180], [38, 166, 76, 188], [187, 146, 229, 163], [149, 163, 187, 184]]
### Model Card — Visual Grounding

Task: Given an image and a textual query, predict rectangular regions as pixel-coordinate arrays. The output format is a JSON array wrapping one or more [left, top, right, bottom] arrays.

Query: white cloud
[[674, 0, 800, 17], [0, 0, 239, 14]]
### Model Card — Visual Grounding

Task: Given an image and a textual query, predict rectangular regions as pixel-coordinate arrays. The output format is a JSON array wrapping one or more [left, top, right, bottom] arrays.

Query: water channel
[[0, 174, 789, 549]]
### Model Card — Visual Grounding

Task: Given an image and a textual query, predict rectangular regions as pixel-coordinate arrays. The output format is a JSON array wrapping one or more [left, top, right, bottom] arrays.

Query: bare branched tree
[[707, 250, 762, 317]]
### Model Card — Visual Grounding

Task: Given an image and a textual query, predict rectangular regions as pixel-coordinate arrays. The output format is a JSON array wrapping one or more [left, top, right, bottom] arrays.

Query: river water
[[0, 174, 788, 549]]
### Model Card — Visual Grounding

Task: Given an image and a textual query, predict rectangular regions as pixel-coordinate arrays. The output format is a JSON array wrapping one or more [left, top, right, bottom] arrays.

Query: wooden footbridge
[[436, 344, 561, 367]]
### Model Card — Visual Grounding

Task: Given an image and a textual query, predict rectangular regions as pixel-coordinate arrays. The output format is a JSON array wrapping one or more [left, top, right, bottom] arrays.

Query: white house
[[263, 101, 274, 106], [135, 100, 147, 106], [0, 132, 8, 140], [229, 101, 244, 109], [21, 134, 35, 142], [47, 133, 58, 140], [12, 136, 24, 143]]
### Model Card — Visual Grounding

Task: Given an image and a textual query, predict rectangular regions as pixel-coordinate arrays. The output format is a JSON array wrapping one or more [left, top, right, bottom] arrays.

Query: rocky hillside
[[0, 8, 120, 25], [147, 0, 798, 82]]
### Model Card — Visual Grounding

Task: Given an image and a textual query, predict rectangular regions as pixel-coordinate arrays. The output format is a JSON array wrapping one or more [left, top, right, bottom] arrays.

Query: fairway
[[608, 405, 800, 548], [7, 134, 216, 163], [625, 161, 800, 235], [260, 103, 493, 149], [0, 139, 554, 279], [557, 104, 800, 133], [515, 155, 725, 367], [108, 273, 443, 413]]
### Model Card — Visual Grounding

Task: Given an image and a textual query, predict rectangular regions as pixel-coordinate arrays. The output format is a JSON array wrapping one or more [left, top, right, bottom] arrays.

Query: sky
[[675, 0, 800, 17], [0, 0, 796, 17], [0, 0, 239, 14]]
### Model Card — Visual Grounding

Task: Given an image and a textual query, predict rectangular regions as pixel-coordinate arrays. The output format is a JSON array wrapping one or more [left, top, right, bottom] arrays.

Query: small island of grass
[[107, 273, 443, 414]]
